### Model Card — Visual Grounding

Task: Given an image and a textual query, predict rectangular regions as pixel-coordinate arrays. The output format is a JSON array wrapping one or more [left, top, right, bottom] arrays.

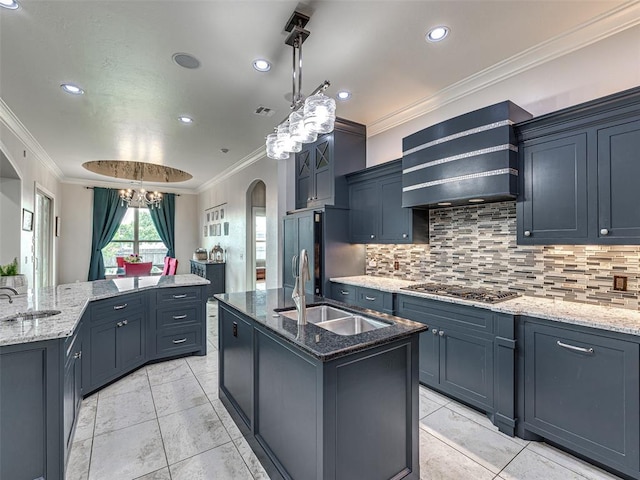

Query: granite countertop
[[215, 288, 427, 362], [0, 274, 209, 347], [331, 275, 640, 337]]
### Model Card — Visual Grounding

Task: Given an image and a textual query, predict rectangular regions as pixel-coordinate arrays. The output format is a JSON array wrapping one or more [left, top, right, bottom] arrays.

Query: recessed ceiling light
[[336, 90, 351, 101], [0, 0, 19, 10], [60, 83, 84, 95], [178, 115, 194, 124], [172, 53, 200, 69], [468, 198, 485, 203], [426, 26, 449, 42], [253, 59, 271, 72]]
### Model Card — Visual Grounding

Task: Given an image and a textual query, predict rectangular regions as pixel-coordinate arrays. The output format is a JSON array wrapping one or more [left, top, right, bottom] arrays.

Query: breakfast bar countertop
[[0, 274, 209, 347], [331, 275, 640, 337]]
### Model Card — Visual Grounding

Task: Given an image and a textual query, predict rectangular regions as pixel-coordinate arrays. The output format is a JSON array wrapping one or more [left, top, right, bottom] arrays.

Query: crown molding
[[196, 145, 267, 194], [0, 98, 64, 179], [367, 1, 640, 137]]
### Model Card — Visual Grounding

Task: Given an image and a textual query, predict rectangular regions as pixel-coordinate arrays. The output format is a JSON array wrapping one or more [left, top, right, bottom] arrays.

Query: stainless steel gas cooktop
[[400, 283, 519, 304]]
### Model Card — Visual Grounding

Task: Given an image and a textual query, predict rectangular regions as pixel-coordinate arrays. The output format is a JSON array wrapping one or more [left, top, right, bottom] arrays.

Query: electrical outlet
[[394, 260, 400, 270], [613, 275, 628, 291], [368, 260, 376, 267]]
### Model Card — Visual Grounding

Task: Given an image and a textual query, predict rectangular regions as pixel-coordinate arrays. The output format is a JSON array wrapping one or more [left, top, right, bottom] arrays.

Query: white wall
[[198, 155, 284, 293], [58, 184, 199, 284], [367, 25, 640, 166]]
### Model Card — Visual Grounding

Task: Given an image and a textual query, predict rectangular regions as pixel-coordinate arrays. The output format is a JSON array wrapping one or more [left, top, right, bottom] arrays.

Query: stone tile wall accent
[[366, 201, 640, 310]]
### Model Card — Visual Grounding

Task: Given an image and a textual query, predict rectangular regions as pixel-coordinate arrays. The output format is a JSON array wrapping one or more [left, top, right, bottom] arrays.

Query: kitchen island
[[0, 274, 209, 480], [216, 288, 427, 480]]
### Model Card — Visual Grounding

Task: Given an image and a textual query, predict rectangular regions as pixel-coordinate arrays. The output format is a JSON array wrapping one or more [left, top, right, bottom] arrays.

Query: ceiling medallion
[[82, 160, 193, 208]]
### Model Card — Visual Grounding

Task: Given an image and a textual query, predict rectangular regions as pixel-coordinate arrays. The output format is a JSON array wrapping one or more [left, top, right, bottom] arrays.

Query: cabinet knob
[[402, 233, 408, 238], [340, 290, 350, 295], [73, 351, 82, 359], [122, 319, 128, 325], [523, 231, 531, 237], [600, 228, 609, 236], [116, 321, 123, 327], [432, 328, 438, 335], [439, 330, 445, 337], [370, 234, 375, 239], [307, 197, 312, 202]]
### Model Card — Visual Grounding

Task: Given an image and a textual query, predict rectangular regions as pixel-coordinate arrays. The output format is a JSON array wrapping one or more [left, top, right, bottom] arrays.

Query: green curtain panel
[[87, 188, 128, 281], [149, 193, 176, 258]]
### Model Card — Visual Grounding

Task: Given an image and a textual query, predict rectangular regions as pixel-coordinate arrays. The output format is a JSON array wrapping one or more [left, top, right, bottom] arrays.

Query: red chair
[[124, 262, 153, 277], [167, 258, 178, 275], [161, 256, 171, 275]]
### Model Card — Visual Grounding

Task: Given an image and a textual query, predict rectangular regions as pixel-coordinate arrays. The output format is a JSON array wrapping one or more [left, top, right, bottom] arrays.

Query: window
[[102, 208, 166, 274]]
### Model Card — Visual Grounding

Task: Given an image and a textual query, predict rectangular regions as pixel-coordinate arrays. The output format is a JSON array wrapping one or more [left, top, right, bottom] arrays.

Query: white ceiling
[[0, 0, 637, 192]]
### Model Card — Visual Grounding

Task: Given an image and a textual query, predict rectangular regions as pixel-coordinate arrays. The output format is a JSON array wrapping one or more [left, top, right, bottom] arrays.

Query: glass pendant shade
[[303, 93, 336, 134], [289, 110, 318, 144], [266, 133, 289, 160], [277, 122, 302, 153]]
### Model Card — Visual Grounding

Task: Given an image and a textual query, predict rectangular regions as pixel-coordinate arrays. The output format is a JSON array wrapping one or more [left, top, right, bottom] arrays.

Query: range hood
[[402, 101, 532, 209]]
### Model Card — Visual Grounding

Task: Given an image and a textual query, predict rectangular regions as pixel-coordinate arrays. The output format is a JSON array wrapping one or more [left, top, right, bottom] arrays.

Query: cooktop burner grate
[[401, 283, 519, 304]]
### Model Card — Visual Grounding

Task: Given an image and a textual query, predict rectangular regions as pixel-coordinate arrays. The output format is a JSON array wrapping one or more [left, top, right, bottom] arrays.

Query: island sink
[[277, 304, 351, 323], [277, 304, 392, 335]]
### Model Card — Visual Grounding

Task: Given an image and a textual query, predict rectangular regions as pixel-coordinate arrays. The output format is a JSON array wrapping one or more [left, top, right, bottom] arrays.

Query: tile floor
[[66, 301, 622, 480]]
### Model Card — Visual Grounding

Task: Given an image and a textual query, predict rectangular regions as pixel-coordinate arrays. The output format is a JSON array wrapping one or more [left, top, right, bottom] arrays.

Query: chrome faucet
[[291, 249, 310, 325], [0, 287, 18, 303]]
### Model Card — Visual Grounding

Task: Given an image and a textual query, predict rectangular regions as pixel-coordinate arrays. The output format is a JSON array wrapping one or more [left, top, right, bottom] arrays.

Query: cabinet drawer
[[156, 326, 202, 357], [156, 287, 202, 304], [331, 283, 357, 304], [356, 286, 391, 313], [91, 293, 144, 323], [157, 305, 200, 328]]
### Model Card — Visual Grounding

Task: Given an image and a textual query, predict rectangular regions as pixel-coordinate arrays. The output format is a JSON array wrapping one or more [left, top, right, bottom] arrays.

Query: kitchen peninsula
[[216, 288, 427, 480], [0, 274, 208, 480]]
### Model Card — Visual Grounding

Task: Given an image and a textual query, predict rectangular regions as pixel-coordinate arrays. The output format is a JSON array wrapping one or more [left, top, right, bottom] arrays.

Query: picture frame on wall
[[22, 209, 33, 231], [217, 224, 222, 236], [209, 224, 214, 236], [220, 208, 224, 219], [55, 216, 61, 237], [206, 212, 210, 223], [224, 222, 229, 236], [214, 210, 219, 221], [204, 225, 208, 237]]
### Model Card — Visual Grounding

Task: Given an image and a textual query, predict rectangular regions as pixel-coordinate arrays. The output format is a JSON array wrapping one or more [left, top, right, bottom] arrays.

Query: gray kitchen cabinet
[[63, 322, 83, 460], [330, 281, 395, 315], [283, 210, 316, 293], [397, 294, 516, 435], [190, 260, 226, 298], [520, 317, 640, 478], [151, 286, 207, 360], [295, 118, 366, 210], [219, 305, 254, 428], [517, 85, 640, 245], [346, 159, 429, 244]]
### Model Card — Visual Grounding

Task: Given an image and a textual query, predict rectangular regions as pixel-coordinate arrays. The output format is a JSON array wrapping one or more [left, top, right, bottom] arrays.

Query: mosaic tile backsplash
[[366, 201, 640, 310]]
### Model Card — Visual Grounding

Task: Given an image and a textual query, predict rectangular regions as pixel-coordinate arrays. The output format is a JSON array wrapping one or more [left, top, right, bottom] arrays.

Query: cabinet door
[[295, 147, 313, 209], [63, 357, 76, 455], [349, 180, 378, 243], [519, 133, 588, 243], [220, 307, 254, 428], [90, 321, 118, 387], [438, 328, 494, 410], [117, 312, 145, 372], [283, 215, 298, 290], [524, 322, 639, 473], [379, 176, 412, 243], [419, 327, 440, 387], [597, 119, 640, 241], [297, 213, 317, 295], [312, 136, 334, 206]]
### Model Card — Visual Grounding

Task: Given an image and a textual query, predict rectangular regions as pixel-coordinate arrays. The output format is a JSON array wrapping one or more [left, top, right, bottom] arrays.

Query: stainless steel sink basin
[[3, 310, 62, 321], [278, 305, 353, 324], [315, 315, 391, 336]]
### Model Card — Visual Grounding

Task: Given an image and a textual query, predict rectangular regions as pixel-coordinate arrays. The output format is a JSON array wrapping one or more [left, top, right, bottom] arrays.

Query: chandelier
[[119, 185, 163, 209], [265, 11, 336, 160]]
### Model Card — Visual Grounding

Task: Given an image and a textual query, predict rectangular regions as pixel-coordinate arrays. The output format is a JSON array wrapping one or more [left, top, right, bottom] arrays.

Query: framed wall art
[[55, 216, 61, 237], [224, 222, 229, 236], [209, 224, 214, 236], [22, 209, 33, 231], [204, 225, 208, 237]]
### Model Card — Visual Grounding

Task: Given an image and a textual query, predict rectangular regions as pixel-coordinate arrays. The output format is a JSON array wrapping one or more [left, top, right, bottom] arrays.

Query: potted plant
[[124, 253, 142, 263], [0, 258, 27, 294]]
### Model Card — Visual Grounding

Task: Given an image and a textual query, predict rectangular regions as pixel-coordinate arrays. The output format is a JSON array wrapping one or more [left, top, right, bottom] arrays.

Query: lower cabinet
[[397, 294, 516, 435], [520, 317, 640, 478], [330, 282, 395, 315], [63, 323, 83, 461]]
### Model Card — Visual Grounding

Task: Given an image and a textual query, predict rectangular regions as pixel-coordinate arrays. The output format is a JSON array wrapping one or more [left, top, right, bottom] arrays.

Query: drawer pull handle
[[557, 340, 593, 354], [340, 290, 350, 295], [172, 294, 188, 299], [113, 303, 128, 310], [365, 296, 376, 301], [172, 338, 187, 344], [172, 314, 188, 320]]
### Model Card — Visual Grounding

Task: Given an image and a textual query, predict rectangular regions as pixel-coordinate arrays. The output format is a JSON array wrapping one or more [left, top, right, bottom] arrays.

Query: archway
[[246, 180, 266, 291]]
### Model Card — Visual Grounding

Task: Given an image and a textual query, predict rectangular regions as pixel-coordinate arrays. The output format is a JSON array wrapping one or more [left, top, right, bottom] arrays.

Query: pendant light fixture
[[266, 11, 336, 160]]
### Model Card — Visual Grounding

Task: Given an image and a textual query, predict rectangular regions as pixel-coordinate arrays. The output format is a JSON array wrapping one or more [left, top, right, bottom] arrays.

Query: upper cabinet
[[295, 118, 366, 210], [346, 159, 429, 244], [517, 86, 640, 245]]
